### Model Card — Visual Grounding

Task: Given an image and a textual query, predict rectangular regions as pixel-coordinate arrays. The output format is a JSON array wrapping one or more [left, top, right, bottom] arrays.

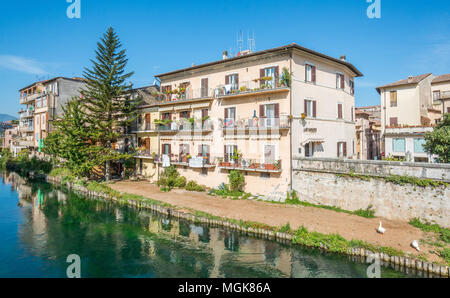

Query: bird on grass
[[377, 221, 386, 234], [411, 240, 420, 252]]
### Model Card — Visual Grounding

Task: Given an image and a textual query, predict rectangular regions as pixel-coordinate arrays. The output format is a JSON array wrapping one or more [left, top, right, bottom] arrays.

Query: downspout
[[289, 50, 293, 192], [383, 89, 386, 155], [155, 76, 162, 182]]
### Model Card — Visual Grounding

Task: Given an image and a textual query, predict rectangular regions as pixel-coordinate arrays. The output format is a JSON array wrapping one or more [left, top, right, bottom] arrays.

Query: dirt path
[[109, 181, 439, 262]]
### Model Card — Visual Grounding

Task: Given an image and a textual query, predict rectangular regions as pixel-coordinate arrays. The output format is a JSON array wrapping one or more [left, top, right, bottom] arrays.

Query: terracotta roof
[[376, 73, 432, 94], [432, 74, 450, 84], [19, 76, 85, 91], [155, 43, 363, 78]]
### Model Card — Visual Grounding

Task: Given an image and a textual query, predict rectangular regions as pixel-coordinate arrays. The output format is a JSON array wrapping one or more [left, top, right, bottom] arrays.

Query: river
[[0, 171, 416, 278]]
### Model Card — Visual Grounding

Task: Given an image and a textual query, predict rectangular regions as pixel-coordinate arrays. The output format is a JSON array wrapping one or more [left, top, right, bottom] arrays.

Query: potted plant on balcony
[[217, 157, 224, 167], [186, 154, 192, 163], [231, 150, 242, 167], [273, 160, 281, 170]]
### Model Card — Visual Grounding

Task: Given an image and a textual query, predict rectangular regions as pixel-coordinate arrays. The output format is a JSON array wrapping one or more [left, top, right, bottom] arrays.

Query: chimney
[[340, 55, 346, 62], [408, 75, 413, 83], [222, 51, 228, 60]]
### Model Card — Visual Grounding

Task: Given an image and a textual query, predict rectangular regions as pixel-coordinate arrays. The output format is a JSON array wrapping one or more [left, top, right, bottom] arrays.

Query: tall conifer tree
[[81, 27, 139, 180]]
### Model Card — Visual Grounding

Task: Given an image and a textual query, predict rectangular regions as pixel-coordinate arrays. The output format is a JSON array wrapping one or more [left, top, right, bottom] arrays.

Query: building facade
[[431, 74, 450, 116], [18, 77, 85, 156], [377, 73, 443, 162], [134, 44, 361, 197], [355, 106, 381, 160]]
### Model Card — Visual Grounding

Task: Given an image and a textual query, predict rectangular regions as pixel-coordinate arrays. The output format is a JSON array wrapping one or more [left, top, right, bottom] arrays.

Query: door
[[265, 68, 275, 88], [265, 104, 275, 127]]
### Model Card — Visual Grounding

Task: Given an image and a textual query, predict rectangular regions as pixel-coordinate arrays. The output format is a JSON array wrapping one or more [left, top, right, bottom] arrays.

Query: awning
[[301, 138, 325, 146], [191, 102, 210, 109], [174, 104, 191, 111], [159, 106, 174, 112]]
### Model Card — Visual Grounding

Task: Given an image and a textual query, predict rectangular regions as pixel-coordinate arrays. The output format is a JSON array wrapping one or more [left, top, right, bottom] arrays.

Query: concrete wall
[[292, 157, 450, 227]]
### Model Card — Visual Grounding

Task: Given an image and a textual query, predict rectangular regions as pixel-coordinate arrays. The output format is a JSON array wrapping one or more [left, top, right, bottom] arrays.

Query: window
[[179, 111, 190, 119], [351, 106, 354, 122], [337, 103, 343, 119], [199, 145, 210, 164], [41, 114, 46, 126], [414, 138, 426, 153], [179, 144, 190, 162], [225, 74, 239, 91], [447, 107, 450, 113], [433, 90, 441, 101], [162, 144, 171, 155], [305, 64, 316, 83], [337, 142, 347, 157], [201, 78, 209, 97], [390, 117, 398, 127], [265, 67, 276, 88], [349, 80, 354, 95], [304, 100, 316, 118], [336, 74, 344, 89], [392, 138, 406, 153], [224, 107, 236, 127], [305, 143, 314, 157], [224, 145, 237, 163], [390, 91, 397, 107], [259, 103, 280, 127]]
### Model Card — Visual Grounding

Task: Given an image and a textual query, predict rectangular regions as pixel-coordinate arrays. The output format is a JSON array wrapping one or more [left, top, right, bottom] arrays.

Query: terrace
[[156, 87, 213, 105], [220, 116, 291, 131], [156, 119, 214, 133], [218, 159, 282, 173], [215, 77, 289, 99]]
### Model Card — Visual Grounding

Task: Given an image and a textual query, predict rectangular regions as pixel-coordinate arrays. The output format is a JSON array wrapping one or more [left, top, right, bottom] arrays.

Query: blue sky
[[0, 0, 449, 116]]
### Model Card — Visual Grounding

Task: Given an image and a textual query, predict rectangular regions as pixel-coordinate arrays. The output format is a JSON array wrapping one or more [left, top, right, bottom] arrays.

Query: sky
[[0, 0, 449, 116]]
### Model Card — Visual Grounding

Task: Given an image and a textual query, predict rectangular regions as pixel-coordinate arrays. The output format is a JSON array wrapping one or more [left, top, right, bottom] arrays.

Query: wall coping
[[293, 156, 450, 170]]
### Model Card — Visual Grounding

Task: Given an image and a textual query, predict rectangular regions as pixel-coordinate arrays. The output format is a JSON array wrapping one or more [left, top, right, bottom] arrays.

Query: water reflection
[[1, 172, 414, 278]]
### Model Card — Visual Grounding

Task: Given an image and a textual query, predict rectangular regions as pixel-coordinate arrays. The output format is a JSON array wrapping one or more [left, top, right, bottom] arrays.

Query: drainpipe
[[289, 51, 293, 192]]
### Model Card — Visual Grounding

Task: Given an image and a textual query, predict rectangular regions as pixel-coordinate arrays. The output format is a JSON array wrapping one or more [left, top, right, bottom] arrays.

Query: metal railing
[[221, 116, 290, 130], [157, 119, 214, 132], [158, 87, 213, 104], [218, 159, 282, 172], [215, 78, 287, 97]]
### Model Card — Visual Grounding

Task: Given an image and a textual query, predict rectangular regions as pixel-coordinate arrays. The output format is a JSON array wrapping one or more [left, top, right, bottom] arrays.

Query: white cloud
[[0, 55, 48, 75]]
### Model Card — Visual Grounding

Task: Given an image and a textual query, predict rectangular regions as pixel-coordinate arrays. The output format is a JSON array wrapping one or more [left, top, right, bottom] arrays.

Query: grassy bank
[[48, 168, 409, 260], [0, 149, 52, 178]]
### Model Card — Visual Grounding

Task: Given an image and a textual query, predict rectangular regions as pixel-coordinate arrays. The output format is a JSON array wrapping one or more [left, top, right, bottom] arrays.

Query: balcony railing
[[221, 116, 290, 130], [157, 119, 214, 133], [155, 154, 214, 168], [20, 92, 42, 104], [157, 87, 213, 104], [215, 78, 289, 98], [218, 159, 282, 173], [19, 109, 34, 118]]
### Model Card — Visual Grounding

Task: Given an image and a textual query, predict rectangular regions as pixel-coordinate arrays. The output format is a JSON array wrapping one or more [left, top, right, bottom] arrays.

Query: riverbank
[[44, 174, 449, 277]]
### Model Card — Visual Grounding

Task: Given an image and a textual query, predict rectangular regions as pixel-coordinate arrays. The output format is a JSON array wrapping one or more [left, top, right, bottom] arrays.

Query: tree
[[44, 99, 102, 177], [424, 113, 450, 163], [81, 27, 140, 180]]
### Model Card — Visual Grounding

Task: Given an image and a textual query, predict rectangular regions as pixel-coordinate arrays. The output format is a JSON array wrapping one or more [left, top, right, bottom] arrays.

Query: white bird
[[411, 240, 420, 252], [377, 221, 386, 234]]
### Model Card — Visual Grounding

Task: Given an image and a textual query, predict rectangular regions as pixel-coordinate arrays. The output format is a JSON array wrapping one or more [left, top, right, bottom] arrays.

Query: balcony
[[157, 119, 214, 133], [220, 116, 291, 132], [135, 149, 154, 159], [133, 123, 158, 133], [215, 78, 289, 99], [156, 87, 213, 105], [19, 125, 34, 133], [218, 159, 282, 173], [19, 109, 34, 119], [155, 154, 215, 168], [20, 92, 42, 104]]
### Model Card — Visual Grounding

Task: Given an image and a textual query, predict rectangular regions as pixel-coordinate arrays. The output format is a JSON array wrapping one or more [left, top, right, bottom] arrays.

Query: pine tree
[[81, 27, 140, 180]]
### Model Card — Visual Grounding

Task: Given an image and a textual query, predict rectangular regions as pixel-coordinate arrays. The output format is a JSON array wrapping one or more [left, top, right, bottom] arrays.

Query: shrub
[[229, 170, 245, 192], [186, 180, 206, 192], [157, 166, 186, 190], [174, 176, 187, 188]]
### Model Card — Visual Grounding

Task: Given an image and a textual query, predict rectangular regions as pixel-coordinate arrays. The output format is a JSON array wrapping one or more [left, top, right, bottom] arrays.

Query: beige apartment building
[[132, 44, 361, 197], [431, 74, 450, 115], [18, 77, 85, 156], [377, 73, 443, 162]]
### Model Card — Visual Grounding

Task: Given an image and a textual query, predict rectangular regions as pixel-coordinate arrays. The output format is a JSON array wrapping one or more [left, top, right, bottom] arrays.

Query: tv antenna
[[248, 31, 256, 52], [237, 30, 244, 53]]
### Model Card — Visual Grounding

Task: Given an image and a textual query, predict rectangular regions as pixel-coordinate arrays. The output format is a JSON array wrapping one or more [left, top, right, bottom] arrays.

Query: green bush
[[157, 166, 186, 190], [229, 170, 245, 192], [186, 180, 206, 192], [174, 176, 187, 188]]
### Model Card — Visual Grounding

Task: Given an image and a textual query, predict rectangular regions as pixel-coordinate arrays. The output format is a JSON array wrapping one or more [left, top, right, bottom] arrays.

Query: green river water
[[0, 171, 418, 278]]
